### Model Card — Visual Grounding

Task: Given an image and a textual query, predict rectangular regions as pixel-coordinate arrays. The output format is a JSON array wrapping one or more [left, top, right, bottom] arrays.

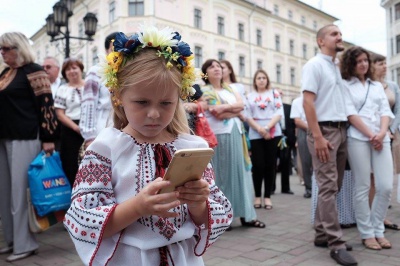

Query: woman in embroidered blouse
[[54, 58, 85, 185], [201, 59, 265, 229], [245, 69, 284, 210], [65, 28, 232, 266], [0, 32, 58, 262], [341, 46, 394, 250], [369, 53, 400, 230]]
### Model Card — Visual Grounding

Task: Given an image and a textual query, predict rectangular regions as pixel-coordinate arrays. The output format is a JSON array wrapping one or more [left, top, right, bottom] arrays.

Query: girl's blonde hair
[[113, 49, 190, 135]]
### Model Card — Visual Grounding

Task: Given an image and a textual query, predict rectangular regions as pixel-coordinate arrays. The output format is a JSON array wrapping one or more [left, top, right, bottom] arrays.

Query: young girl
[[64, 26, 232, 266]]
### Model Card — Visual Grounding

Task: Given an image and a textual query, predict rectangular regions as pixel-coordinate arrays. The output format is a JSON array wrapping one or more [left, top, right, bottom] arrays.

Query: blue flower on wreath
[[177, 42, 192, 57], [172, 32, 182, 41], [113, 32, 142, 55]]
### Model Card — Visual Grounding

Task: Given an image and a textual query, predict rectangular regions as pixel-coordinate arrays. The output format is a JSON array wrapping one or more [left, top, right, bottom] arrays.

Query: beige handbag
[[27, 189, 66, 233]]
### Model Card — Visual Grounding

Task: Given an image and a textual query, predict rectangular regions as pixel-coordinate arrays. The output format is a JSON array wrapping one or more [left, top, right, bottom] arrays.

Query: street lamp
[[45, 0, 98, 58]]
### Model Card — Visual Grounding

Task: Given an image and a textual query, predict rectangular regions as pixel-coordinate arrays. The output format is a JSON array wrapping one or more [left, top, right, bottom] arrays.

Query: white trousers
[[0, 139, 41, 254], [347, 137, 393, 239]]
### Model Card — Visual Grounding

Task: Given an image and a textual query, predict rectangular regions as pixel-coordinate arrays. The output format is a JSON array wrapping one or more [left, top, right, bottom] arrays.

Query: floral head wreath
[[100, 25, 197, 106]]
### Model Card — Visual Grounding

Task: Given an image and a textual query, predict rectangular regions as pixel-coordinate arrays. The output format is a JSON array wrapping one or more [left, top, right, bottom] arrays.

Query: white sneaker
[[0, 246, 12, 254], [6, 250, 38, 262]]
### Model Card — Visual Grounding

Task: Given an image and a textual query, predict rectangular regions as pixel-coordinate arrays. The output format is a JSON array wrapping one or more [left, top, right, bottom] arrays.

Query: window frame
[[194, 8, 202, 29], [128, 0, 144, 16], [217, 16, 225, 35]]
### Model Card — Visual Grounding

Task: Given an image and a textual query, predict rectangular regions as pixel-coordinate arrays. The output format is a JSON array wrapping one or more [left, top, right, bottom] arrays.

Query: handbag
[[195, 103, 218, 148], [28, 151, 71, 216], [27, 188, 66, 233]]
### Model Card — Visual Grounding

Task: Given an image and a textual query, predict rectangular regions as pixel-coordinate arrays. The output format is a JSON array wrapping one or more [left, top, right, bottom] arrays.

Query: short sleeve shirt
[[290, 97, 307, 123], [247, 89, 284, 139], [344, 77, 394, 142], [54, 84, 82, 120], [301, 53, 348, 122]]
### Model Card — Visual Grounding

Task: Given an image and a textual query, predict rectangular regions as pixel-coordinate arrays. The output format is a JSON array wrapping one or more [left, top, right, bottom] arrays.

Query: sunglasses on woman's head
[[0, 46, 17, 52]]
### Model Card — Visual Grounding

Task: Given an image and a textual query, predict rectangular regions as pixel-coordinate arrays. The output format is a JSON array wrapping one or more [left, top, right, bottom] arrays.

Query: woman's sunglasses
[[0, 46, 17, 52]]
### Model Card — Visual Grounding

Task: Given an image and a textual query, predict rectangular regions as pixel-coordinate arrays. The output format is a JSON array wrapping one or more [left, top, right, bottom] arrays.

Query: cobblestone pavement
[[1, 174, 400, 265]]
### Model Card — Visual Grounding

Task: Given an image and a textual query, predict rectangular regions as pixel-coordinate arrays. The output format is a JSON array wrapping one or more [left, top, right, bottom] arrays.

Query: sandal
[[240, 218, 266, 228], [384, 223, 400, 231], [362, 238, 381, 250], [264, 205, 273, 210], [253, 204, 262, 209], [376, 237, 392, 249]]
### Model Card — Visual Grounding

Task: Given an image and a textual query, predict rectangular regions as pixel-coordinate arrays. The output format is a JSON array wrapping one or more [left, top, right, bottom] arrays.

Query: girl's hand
[[134, 178, 181, 218], [176, 179, 210, 209]]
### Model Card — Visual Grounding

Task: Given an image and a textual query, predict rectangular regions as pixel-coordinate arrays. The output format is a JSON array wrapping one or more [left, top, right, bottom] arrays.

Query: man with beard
[[302, 25, 357, 266]]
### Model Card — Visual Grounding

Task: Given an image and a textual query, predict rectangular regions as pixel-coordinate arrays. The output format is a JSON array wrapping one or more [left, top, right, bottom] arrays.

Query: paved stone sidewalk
[[1, 174, 399, 265]]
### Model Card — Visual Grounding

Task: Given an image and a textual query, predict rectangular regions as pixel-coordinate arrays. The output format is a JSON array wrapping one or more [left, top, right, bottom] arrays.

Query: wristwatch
[[264, 125, 270, 131]]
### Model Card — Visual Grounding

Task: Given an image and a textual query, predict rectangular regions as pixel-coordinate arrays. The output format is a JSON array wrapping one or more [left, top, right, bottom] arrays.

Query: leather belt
[[318, 121, 348, 128]]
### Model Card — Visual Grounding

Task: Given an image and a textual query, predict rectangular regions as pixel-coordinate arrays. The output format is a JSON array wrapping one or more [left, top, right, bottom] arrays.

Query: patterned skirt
[[212, 125, 257, 222], [311, 170, 356, 225]]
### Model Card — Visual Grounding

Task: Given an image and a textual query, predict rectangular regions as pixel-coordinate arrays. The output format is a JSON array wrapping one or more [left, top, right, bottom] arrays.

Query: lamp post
[[45, 0, 98, 58]]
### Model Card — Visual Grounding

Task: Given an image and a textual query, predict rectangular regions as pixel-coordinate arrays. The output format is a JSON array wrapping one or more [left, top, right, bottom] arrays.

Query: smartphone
[[158, 148, 214, 194]]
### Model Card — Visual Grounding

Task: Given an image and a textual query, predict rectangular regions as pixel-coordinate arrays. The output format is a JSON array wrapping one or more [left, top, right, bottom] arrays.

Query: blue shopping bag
[[28, 151, 71, 217]]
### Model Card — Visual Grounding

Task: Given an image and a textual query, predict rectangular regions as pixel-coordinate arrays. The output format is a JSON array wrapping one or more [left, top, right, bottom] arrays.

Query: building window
[[275, 35, 280, 51], [257, 60, 263, 70], [276, 64, 282, 83], [128, 0, 144, 16], [314, 46, 318, 55], [92, 47, 99, 65], [288, 10, 293, 20], [217, 16, 225, 35], [289, 39, 294, 56], [391, 37, 394, 56], [290, 67, 295, 86], [397, 68, 400, 83], [313, 20, 317, 30], [218, 51, 225, 60], [194, 9, 202, 29], [396, 3, 400, 20], [238, 23, 244, 41], [45, 45, 49, 56], [78, 22, 84, 37], [256, 29, 262, 46], [390, 7, 393, 24], [301, 15, 306, 25], [302, 43, 307, 59], [273, 4, 279, 15], [78, 22, 84, 44], [396, 35, 400, 54], [109, 1, 116, 23], [239, 56, 245, 77], [194, 46, 202, 69]]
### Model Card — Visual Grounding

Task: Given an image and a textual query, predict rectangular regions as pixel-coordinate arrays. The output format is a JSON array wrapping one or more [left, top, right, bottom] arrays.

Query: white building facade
[[31, 0, 339, 102], [381, 0, 400, 84]]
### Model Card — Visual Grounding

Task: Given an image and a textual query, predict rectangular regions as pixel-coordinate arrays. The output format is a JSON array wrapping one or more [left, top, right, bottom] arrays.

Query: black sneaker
[[330, 249, 357, 266]]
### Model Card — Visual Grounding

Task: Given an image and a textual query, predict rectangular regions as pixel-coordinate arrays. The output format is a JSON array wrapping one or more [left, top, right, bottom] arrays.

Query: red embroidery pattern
[[74, 151, 112, 188], [155, 218, 177, 241]]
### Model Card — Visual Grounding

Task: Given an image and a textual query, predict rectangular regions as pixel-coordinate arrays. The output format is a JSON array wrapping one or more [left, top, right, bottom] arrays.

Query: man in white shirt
[[290, 96, 312, 198], [302, 24, 357, 266], [42, 56, 61, 98], [79, 32, 118, 149]]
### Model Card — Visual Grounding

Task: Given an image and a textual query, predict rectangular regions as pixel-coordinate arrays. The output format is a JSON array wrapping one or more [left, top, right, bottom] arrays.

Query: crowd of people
[[0, 23, 399, 266]]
